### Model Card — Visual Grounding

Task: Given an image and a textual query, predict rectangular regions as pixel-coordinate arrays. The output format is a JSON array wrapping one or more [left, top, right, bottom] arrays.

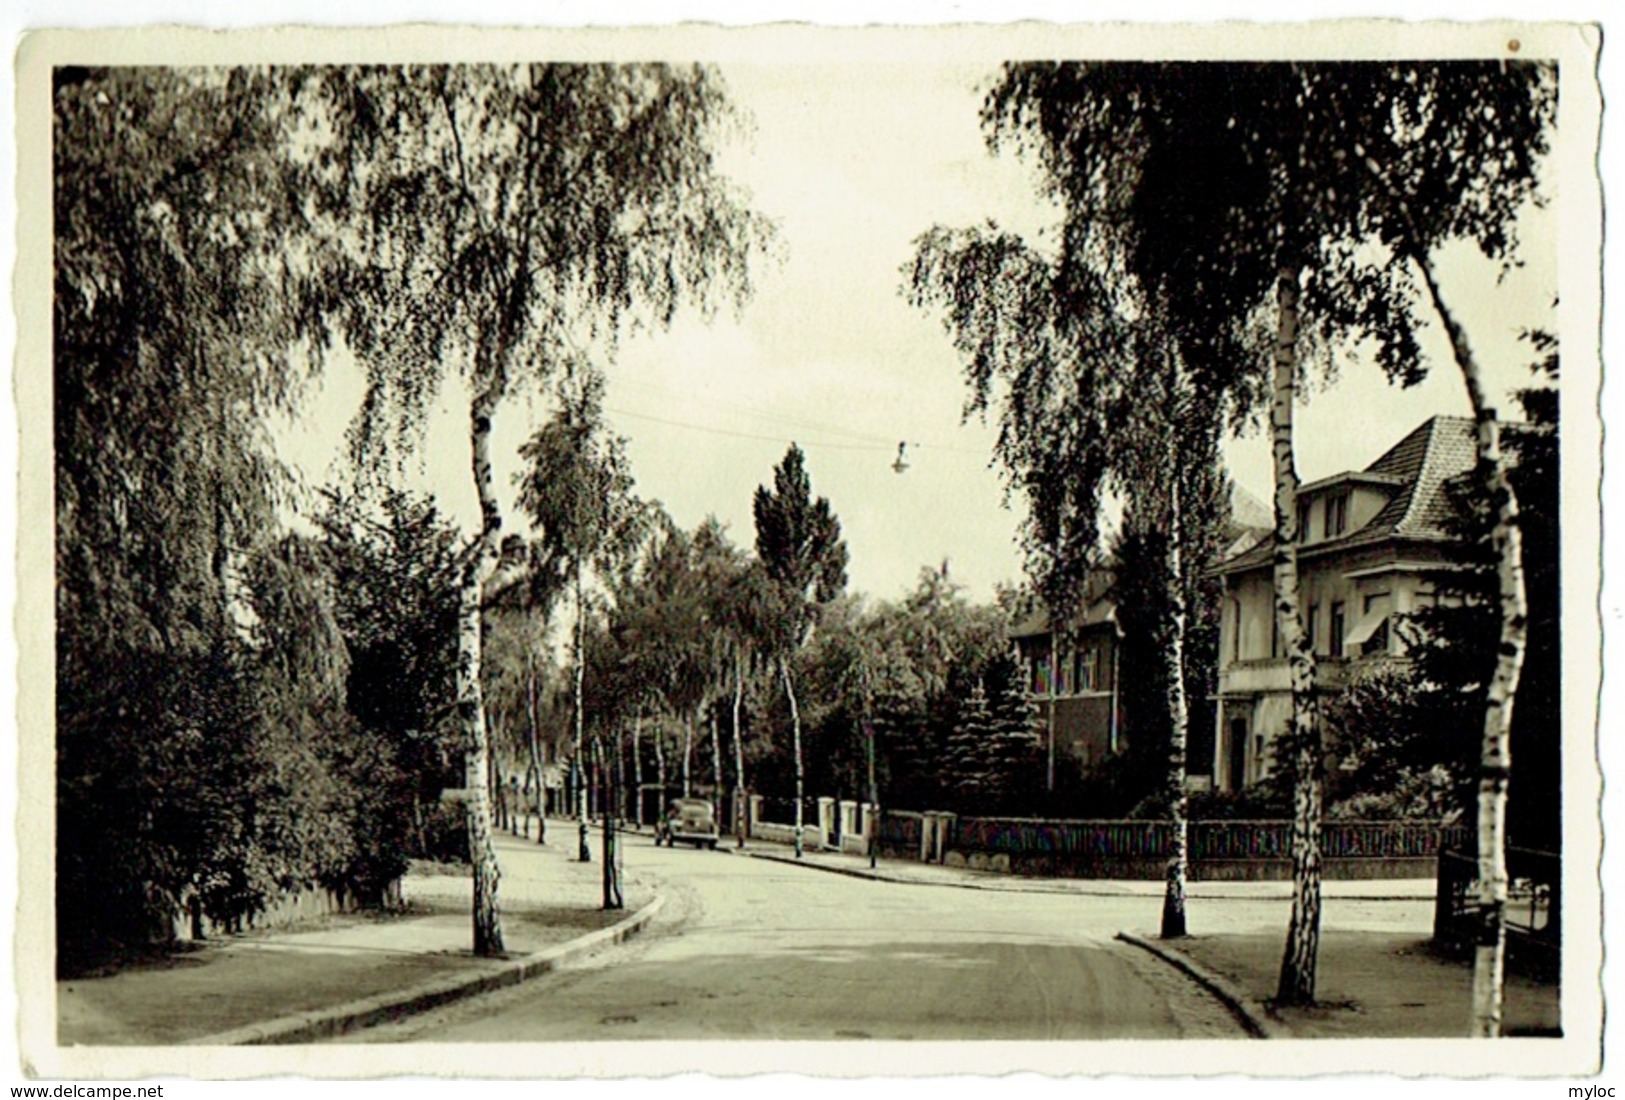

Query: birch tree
[[982, 61, 1553, 1007], [906, 224, 1208, 937], [1334, 63, 1556, 1036], [692, 518, 758, 834], [981, 63, 1337, 981], [518, 368, 648, 860], [326, 64, 769, 954], [54, 66, 362, 955]]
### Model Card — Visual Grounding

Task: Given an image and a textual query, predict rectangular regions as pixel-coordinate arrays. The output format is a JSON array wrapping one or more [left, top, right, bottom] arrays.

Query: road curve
[[341, 836, 1244, 1042]]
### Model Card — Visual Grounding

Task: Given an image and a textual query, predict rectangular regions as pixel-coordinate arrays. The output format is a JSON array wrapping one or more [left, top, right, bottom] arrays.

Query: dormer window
[[1325, 492, 1348, 538]]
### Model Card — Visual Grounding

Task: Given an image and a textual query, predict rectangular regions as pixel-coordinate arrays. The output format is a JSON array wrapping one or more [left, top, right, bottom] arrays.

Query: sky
[[286, 57, 1561, 606]]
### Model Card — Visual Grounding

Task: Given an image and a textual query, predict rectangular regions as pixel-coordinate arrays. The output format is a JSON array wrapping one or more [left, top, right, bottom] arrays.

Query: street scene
[[57, 827, 1558, 1047], [32, 23, 1600, 1080]]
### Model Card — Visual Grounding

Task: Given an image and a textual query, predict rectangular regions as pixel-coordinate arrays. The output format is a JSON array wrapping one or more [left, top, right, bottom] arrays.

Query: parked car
[[657, 797, 719, 849]]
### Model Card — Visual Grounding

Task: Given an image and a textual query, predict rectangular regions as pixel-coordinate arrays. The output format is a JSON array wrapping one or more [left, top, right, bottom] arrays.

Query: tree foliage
[[517, 368, 649, 587], [53, 66, 361, 964], [1403, 348, 1561, 849], [318, 63, 772, 950], [322, 64, 774, 468], [1112, 423, 1236, 809], [53, 63, 773, 960], [983, 61, 1553, 395], [752, 445, 850, 653], [318, 489, 468, 862]]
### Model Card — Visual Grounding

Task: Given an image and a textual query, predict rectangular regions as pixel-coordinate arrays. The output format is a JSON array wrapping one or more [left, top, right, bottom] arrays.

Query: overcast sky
[[286, 59, 1559, 606]]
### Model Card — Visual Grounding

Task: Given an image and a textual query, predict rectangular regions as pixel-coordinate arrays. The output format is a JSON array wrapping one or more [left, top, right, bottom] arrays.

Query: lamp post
[[864, 713, 878, 869], [859, 654, 880, 871]]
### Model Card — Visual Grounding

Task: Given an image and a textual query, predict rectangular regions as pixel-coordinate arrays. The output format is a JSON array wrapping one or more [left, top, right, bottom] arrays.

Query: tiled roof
[[1218, 415, 1479, 574], [1008, 569, 1118, 638]]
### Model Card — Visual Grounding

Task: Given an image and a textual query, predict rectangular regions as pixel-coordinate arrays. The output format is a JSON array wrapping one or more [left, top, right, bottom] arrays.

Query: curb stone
[[744, 850, 885, 882], [745, 848, 1132, 894], [744, 848, 1430, 901], [1115, 930, 1287, 1039], [185, 894, 666, 1046]]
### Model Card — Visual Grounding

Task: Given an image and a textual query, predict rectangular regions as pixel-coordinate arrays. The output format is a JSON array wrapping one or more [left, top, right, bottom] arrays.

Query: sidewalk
[[1149, 927, 1561, 1039], [744, 842, 1437, 899], [57, 826, 658, 1046], [744, 839, 1560, 1039]]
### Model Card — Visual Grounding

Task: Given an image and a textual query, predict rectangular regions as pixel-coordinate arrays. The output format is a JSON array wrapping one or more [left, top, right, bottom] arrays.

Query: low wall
[[759, 809, 1455, 881], [172, 879, 402, 942], [931, 816, 1465, 882], [750, 820, 826, 849], [988, 852, 1442, 881]]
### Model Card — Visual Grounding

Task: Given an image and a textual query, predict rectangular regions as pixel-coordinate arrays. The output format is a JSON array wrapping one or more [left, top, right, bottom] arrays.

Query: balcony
[[1219, 656, 1353, 695]]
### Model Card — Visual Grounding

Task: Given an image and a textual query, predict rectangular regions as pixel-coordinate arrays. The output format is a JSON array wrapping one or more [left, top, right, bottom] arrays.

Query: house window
[[1365, 619, 1390, 656], [1329, 601, 1346, 658], [1231, 599, 1243, 662], [1032, 651, 1052, 695], [1356, 591, 1393, 656], [1306, 603, 1321, 657], [1296, 497, 1312, 543], [1325, 492, 1349, 538], [1228, 717, 1248, 790]]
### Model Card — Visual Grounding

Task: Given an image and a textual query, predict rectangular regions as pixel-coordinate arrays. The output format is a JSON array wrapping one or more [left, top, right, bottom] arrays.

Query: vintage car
[[656, 797, 720, 849]]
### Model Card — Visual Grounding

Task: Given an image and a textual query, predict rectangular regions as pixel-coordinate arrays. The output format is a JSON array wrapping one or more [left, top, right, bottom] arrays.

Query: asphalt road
[[343, 834, 1246, 1042]]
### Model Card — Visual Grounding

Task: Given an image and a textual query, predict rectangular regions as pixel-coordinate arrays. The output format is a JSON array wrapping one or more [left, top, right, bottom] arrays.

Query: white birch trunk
[[682, 710, 694, 798], [526, 653, 545, 844], [1161, 388, 1190, 940], [783, 657, 805, 859], [633, 714, 645, 826], [460, 382, 506, 957], [1411, 250, 1528, 1038], [711, 707, 724, 809], [1271, 266, 1324, 1005], [655, 728, 667, 805], [732, 651, 747, 845]]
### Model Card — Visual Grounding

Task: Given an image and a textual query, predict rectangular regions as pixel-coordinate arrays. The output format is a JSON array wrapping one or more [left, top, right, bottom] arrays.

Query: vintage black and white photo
[[15, 19, 1604, 1081]]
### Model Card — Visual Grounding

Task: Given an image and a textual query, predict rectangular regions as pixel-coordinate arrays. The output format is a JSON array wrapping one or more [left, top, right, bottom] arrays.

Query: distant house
[[1211, 415, 1478, 791], [1008, 570, 1125, 786], [1008, 482, 1273, 793]]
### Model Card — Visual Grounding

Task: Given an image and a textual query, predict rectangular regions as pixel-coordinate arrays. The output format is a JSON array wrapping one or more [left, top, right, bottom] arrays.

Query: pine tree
[[985, 665, 1044, 815], [944, 681, 998, 813]]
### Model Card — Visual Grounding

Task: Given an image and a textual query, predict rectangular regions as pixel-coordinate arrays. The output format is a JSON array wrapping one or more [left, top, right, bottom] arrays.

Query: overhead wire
[[604, 392, 990, 458], [616, 377, 901, 447], [606, 406, 896, 452]]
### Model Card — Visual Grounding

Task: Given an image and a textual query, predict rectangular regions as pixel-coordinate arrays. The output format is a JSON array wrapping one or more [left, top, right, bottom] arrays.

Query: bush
[[411, 801, 473, 865]]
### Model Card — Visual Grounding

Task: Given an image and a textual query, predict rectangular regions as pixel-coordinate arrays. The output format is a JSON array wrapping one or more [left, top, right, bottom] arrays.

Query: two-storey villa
[[1211, 415, 1478, 790]]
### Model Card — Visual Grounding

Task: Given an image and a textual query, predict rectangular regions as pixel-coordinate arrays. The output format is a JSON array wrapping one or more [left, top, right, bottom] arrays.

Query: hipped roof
[[1218, 415, 1478, 575]]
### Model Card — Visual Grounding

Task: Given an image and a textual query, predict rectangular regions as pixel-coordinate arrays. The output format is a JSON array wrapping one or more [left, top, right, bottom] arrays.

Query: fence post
[[938, 812, 956, 864], [748, 794, 763, 839]]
